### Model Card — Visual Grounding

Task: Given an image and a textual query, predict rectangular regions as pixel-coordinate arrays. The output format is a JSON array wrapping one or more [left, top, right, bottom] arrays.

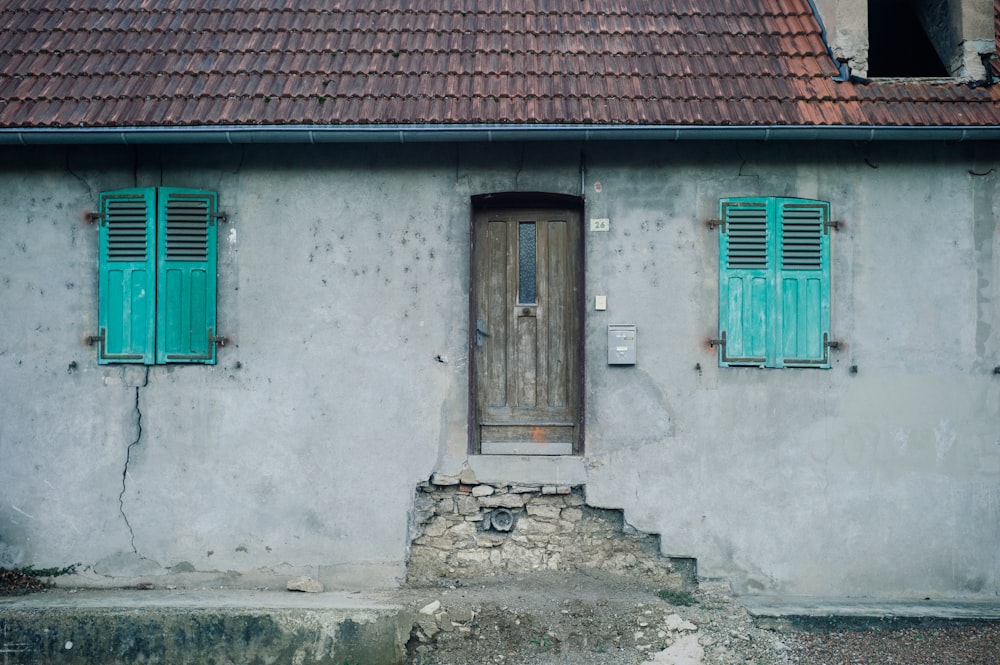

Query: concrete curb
[[741, 596, 1000, 632], [0, 590, 407, 665]]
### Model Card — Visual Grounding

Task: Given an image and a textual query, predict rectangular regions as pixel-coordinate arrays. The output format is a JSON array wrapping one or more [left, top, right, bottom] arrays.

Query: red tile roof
[[1, 0, 998, 131]]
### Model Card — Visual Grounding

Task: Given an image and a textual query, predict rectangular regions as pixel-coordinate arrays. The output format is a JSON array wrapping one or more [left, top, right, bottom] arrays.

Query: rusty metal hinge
[[825, 339, 841, 350], [824, 220, 841, 234], [706, 219, 725, 232], [86, 212, 104, 224]]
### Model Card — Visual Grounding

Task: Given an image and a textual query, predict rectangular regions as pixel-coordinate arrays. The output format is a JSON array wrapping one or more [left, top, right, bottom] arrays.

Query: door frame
[[468, 192, 586, 455]]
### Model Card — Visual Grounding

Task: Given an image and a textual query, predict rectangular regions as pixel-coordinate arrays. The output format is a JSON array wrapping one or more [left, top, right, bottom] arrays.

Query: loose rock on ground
[[396, 571, 1000, 665]]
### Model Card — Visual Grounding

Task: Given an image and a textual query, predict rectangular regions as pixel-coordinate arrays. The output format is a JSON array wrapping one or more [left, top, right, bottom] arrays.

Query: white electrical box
[[608, 325, 637, 365]]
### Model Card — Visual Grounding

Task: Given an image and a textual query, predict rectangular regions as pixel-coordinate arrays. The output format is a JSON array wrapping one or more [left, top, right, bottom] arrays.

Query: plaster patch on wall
[[798, 373, 996, 477], [933, 419, 957, 463]]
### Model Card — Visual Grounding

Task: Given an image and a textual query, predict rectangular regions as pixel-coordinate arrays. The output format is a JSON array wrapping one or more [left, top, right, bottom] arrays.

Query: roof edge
[[2, 124, 1000, 145]]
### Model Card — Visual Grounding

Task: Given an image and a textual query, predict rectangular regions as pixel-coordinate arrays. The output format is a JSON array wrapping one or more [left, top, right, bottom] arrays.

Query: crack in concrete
[[119, 367, 150, 554]]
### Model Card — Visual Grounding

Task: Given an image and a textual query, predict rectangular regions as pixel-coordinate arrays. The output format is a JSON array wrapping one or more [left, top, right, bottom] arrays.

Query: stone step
[[0, 589, 406, 665]]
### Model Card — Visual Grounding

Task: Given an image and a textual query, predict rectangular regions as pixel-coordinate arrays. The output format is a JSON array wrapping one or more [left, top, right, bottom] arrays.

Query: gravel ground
[[5, 567, 998, 664], [396, 571, 1000, 665], [786, 622, 1000, 665]]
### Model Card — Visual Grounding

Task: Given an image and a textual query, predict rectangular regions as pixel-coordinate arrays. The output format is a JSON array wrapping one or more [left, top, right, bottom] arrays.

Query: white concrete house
[[1, 0, 998, 600]]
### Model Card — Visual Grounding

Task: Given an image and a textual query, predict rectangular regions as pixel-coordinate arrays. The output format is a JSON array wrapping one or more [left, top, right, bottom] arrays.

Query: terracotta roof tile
[[1, 0, 999, 130]]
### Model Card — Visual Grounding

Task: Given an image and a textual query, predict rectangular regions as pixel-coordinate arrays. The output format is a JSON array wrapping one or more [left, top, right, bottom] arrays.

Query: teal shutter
[[718, 197, 831, 368], [718, 198, 771, 366], [775, 199, 830, 368], [97, 188, 156, 364], [155, 188, 218, 364]]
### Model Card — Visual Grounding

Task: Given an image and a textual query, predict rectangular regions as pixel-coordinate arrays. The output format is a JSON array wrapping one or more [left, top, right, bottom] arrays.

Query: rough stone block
[[456, 495, 480, 516], [447, 521, 476, 539], [471, 484, 495, 497], [515, 517, 558, 534], [454, 549, 491, 565], [435, 496, 456, 514], [478, 494, 527, 508], [431, 473, 460, 486], [525, 504, 563, 520], [421, 520, 449, 538]]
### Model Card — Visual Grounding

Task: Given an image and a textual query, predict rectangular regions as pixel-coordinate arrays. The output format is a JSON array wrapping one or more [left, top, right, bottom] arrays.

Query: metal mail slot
[[608, 324, 637, 365]]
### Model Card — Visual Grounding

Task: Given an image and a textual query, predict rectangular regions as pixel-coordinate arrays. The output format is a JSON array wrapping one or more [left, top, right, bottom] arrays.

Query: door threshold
[[480, 441, 574, 456]]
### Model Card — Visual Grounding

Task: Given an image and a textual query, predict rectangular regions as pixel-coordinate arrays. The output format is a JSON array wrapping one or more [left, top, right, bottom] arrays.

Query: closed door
[[471, 206, 583, 454]]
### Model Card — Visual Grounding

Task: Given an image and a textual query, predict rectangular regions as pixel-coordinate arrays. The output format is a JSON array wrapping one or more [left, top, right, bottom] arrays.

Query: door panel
[[472, 207, 583, 455]]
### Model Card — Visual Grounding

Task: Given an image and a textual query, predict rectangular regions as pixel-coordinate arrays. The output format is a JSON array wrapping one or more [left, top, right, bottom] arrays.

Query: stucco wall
[[0, 140, 997, 598]]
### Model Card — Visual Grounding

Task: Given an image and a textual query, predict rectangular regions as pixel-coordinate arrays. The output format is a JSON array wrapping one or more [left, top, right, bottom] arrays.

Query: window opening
[[868, 0, 948, 76], [518, 221, 537, 304]]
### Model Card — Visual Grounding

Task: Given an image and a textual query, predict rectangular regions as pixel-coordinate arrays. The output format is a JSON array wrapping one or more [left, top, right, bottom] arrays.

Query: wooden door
[[471, 206, 583, 454]]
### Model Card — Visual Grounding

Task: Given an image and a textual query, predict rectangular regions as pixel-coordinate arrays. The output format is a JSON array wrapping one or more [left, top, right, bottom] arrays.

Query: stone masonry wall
[[407, 472, 685, 588]]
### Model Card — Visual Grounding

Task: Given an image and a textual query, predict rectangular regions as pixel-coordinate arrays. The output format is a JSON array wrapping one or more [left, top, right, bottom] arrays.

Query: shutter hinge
[[210, 334, 228, 347], [211, 211, 228, 225], [825, 338, 841, 350], [824, 220, 841, 234], [708, 336, 726, 348], [87, 328, 145, 362], [706, 219, 726, 232], [86, 212, 104, 224]]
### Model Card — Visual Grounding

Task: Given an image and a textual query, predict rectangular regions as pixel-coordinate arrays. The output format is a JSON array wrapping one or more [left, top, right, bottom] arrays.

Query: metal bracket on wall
[[705, 219, 725, 232], [824, 220, 842, 234], [87, 328, 145, 362]]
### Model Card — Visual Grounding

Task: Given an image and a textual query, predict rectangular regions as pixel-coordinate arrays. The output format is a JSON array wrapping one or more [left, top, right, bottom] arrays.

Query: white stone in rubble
[[286, 576, 324, 593]]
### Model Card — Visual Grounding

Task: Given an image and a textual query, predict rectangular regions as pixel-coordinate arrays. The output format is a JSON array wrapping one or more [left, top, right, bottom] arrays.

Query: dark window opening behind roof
[[868, 0, 949, 76]]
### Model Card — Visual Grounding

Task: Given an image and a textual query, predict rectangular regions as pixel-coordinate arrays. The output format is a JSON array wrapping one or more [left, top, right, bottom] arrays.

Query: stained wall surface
[[0, 140, 996, 598]]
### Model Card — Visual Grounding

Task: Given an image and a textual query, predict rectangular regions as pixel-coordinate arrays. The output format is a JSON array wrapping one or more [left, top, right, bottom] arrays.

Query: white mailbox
[[608, 325, 637, 365]]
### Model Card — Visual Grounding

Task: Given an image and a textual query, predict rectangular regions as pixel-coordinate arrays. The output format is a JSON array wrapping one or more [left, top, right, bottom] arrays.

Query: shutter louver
[[780, 205, 823, 270], [725, 205, 768, 270], [106, 198, 150, 262], [165, 196, 209, 261]]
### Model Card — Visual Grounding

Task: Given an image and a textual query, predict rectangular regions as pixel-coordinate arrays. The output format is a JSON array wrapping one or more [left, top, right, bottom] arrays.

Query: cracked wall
[[0, 140, 997, 598], [118, 367, 149, 554]]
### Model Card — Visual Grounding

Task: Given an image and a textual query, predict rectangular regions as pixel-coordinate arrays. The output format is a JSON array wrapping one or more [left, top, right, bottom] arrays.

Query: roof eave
[[3, 124, 1000, 145]]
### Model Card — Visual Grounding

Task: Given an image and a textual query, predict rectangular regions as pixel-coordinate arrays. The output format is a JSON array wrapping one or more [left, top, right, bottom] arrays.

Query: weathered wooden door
[[471, 206, 583, 454]]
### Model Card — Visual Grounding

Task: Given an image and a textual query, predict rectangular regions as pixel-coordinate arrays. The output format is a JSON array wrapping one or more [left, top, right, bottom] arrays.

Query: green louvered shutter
[[718, 199, 771, 366], [775, 199, 830, 368], [97, 188, 156, 364], [155, 188, 218, 364]]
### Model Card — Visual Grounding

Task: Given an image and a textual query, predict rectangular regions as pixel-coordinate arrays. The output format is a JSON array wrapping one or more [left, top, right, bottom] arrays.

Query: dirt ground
[[397, 570, 792, 665], [5, 567, 998, 664], [395, 571, 1000, 665]]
